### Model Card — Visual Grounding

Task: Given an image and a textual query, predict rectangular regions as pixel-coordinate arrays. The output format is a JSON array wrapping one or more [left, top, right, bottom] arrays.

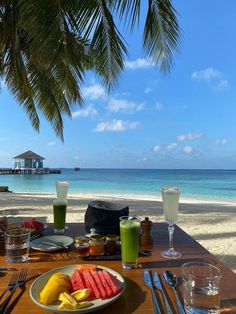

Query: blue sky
[[1, 0, 236, 169]]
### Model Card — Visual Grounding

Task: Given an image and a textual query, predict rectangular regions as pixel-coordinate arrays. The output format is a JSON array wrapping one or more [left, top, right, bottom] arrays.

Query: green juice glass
[[53, 200, 67, 234], [119, 216, 140, 270]]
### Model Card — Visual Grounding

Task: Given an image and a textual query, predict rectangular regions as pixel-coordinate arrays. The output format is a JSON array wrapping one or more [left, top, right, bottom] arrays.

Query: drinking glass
[[119, 216, 140, 269], [53, 199, 67, 234], [181, 262, 221, 314], [56, 181, 69, 201], [161, 186, 181, 258], [5, 229, 31, 263]]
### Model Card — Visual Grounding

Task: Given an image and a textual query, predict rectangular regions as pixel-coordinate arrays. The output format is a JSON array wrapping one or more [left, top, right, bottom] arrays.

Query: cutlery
[[40, 241, 67, 249], [163, 270, 185, 314], [0, 267, 29, 314], [144, 269, 161, 314], [0, 271, 18, 302], [153, 272, 173, 314]]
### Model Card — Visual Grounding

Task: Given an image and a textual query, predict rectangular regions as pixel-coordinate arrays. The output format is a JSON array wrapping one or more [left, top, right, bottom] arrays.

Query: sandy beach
[[1, 192, 236, 272]]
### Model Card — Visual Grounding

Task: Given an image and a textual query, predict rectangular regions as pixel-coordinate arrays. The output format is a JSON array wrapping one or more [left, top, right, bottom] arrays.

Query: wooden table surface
[[0, 222, 236, 314]]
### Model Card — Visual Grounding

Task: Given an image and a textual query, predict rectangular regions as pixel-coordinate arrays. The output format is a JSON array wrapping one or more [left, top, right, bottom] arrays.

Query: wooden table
[[0, 223, 236, 313]]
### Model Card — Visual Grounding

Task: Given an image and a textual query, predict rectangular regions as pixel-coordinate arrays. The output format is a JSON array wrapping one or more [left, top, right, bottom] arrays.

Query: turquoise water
[[1, 168, 236, 202]]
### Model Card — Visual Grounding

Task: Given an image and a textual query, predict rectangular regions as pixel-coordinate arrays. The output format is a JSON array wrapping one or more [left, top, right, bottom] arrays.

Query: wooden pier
[[0, 168, 61, 175]]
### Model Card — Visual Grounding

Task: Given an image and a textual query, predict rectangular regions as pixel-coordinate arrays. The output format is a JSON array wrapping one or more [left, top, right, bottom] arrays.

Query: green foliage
[[0, 0, 180, 140]]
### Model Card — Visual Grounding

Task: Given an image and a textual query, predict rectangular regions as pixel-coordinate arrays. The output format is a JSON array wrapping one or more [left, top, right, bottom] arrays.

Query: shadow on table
[[91, 277, 146, 314]]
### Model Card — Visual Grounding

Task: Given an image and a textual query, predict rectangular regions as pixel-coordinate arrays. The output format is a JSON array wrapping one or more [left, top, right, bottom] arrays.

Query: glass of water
[[181, 262, 221, 314], [5, 229, 31, 263], [161, 186, 181, 258]]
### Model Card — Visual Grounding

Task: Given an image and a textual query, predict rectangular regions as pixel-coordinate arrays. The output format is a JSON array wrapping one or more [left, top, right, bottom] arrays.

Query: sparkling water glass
[[161, 186, 181, 258], [5, 229, 31, 263], [181, 262, 221, 314]]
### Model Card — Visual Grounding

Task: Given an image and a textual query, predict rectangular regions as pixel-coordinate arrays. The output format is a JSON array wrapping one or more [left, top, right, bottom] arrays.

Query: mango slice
[[59, 292, 78, 308], [39, 272, 71, 305], [71, 289, 90, 301]]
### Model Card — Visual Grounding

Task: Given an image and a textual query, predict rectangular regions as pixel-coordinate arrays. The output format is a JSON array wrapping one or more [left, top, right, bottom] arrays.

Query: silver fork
[[0, 267, 29, 313], [0, 272, 18, 302]]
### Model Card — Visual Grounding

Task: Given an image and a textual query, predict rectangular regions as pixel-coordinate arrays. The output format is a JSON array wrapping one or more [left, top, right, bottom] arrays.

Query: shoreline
[[1, 192, 236, 272], [4, 191, 236, 206]]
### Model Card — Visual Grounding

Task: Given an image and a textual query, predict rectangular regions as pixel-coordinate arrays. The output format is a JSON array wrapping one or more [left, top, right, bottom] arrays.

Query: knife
[[153, 272, 173, 314], [144, 269, 161, 314]]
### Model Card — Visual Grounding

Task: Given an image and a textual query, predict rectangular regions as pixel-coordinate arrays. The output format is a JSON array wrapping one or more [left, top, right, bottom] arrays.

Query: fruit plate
[[29, 264, 125, 313]]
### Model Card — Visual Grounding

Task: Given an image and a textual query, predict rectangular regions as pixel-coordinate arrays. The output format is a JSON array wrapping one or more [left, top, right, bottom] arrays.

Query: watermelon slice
[[91, 271, 107, 298], [83, 271, 101, 299], [71, 270, 87, 291], [101, 270, 122, 295], [97, 271, 113, 297]]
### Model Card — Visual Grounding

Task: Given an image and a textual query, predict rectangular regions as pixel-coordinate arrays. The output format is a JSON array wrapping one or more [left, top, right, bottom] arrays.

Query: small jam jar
[[104, 234, 120, 255], [89, 235, 105, 256], [74, 236, 90, 257]]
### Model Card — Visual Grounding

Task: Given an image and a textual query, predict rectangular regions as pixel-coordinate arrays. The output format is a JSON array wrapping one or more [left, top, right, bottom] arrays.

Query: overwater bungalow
[[0, 151, 61, 175], [13, 150, 45, 171]]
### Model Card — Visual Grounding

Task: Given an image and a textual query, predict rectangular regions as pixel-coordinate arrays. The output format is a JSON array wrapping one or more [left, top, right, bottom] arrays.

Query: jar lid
[[104, 234, 119, 241], [90, 235, 104, 242], [75, 236, 89, 244]]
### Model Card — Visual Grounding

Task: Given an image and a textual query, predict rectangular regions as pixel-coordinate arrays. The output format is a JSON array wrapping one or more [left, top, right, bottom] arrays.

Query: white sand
[[1, 192, 236, 272]]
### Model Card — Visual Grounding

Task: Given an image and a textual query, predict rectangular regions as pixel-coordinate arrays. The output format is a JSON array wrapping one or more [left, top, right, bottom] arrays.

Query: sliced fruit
[[102, 270, 122, 295], [97, 270, 113, 297], [83, 271, 101, 299], [58, 292, 77, 308], [71, 288, 90, 301], [91, 271, 107, 298], [78, 265, 97, 272], [39, 272, 71, 305]]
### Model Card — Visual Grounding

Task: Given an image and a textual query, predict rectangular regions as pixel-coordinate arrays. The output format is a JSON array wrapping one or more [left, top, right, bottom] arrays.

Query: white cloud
[[215, 138, 228, 145], [144, 86, 153, 94], [82, 84, 106, 100], [72, 105, 98, 118], [47, 141, 56, 146], [94, 119, 140, 132], [166, 143, 177, 151], [125, 58, 154, 70], [177, 132, 202, 142], [191, 68, 229, 90], [217, 79, 229, 90], [154, 102, 163, 111], [106, 98, 144, 114], [183, 146, 193, 154], [153, 145, 161, 152], [191, 67, 221, 80]]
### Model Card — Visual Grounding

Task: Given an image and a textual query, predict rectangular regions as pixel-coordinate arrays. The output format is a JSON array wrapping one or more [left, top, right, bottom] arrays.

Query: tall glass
[[119, 216, 140, 270], [56, 181, 69, 201], [161, 187, 181, 258], [53, 200, 67, 234]]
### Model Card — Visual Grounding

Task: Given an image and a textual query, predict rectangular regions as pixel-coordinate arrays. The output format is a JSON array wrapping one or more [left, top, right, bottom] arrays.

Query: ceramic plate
[[29, 264, 125, 313], [30, 235, 74, 251]]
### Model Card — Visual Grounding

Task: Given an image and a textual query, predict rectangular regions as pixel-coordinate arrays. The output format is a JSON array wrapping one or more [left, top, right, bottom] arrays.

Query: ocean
[[1, 169, 236, 202]]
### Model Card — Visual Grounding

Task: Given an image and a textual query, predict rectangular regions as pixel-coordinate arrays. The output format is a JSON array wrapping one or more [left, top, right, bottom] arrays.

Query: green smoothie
[[120, 217, 140, 269], [53, 200, 67, 233]]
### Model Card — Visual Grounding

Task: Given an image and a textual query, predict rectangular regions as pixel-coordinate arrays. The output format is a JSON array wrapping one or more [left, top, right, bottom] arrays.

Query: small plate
[[30, 235, 74, 251], [29, 264, 125, 313]]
